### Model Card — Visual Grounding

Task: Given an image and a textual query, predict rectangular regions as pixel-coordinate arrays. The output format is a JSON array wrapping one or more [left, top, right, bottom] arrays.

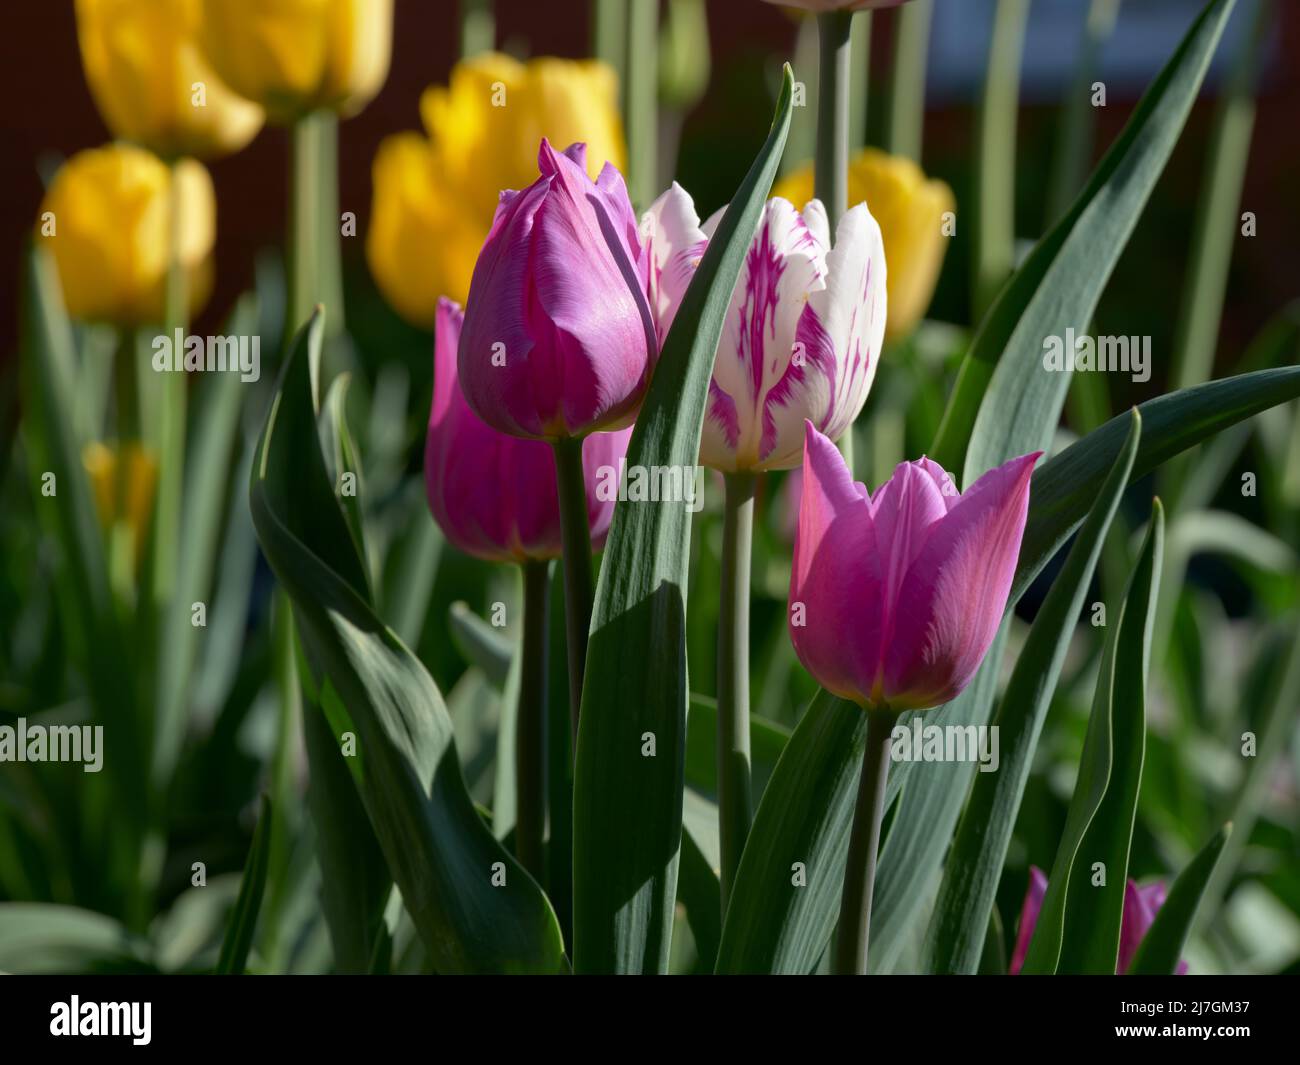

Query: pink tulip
[[457, 140, 658, 441], [1010, 866, 1188, 974], [426, 298, 631, 562], [789, 423, 1037, 710], [641, 186, 886, 472]]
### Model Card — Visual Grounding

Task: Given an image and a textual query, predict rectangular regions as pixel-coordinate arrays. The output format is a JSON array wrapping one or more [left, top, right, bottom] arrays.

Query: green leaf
[[249, 310, 565, 974], [449, 600, 513, 689], [714, 691, 867, 974], [1057, 500, 1164, 972], [0, 904, 147, 974], [1014, 367, 1300, 606], [152, 293, 259, 788], [925, 410, 1141, 974], [1021, 501, 1165, 973], [573, 65, 794, 974], [677, 823, 722, 972], [684, 694, 791, 801], [302, 688, 391, 973], [217, 796, 273, 975], [931, 0, 1238, 478], [1128, 824, 1232, 975]]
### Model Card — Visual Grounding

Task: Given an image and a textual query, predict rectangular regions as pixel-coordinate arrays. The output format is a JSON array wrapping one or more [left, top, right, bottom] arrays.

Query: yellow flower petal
[[774, 147, 954, 340], [38, 145, 215, 326], [368, 53, 626, 328]]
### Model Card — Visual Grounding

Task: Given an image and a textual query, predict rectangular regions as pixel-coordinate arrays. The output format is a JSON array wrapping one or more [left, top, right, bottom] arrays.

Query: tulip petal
[[702, 199, 828, 471], [789, 424, 879, 703], [1009, 866, 1048, 975], [641, 182, 708, 341], [883, 451, 1039, 709]]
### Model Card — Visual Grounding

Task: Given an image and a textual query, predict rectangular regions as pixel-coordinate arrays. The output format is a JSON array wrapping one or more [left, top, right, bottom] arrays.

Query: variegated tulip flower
[[642, 185, 887, 473], [640, 181, 886, 908]]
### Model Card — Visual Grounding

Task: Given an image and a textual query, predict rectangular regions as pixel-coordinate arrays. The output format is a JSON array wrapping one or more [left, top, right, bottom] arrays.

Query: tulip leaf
[[572, 65, 794, 974], [1057, 499, 1165, 973], [1127, 824, 1232, 975], [0, 904, 148, 974], [677, 823, 723, 973], [1014, 366, 1300, 605], [931, 0, 1237, 480], [153, 293, 259, 788], [448, 600, 514, 689], [1021, 500, 1165, 974], [714, 690, 868, 974], [684, 694, 791, 801], [216, 796, 272, 975], [249, 310, 566, 974], [924, 410, 1142, 974], [866, 628, 1009, 972]]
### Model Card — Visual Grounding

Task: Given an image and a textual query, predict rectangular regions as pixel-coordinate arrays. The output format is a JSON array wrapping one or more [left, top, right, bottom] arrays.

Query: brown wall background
[[2, 0, 1298, 378]]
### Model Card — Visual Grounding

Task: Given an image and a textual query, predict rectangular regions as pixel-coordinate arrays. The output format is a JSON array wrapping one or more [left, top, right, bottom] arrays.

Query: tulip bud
[[38, 145, 215, 326], [641, 185, 887, 472], [1010, 867, 1189, 974], [197, 0, 393, 122], [367, 53, 626, 327], [426, 298, 631, 562], [75, 0, 264, 160], [83, 440, 159, 559], [774, 147, 954, 341], [790, 423, 1038, 711], [457, 140, 657, 441]]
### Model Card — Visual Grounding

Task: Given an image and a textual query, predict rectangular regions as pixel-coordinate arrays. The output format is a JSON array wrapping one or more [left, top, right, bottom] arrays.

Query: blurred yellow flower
[[76, 0, 264, 160], [775, 147, 954, 341], [367, 53, 626, 328], [38, 145, 215, 326], [83, 441, 159, 553], [197, 0, 393, 123]]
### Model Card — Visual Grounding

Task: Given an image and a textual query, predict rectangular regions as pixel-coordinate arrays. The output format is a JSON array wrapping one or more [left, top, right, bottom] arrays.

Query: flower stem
[[551, 437, 594, 747], [517, 559, 550, 879], [815, 10, 853, 233], [718, 471, 755, 910], [288, 112, 322, 338], [816, 9, 855, 475], [834, 707, 899, 974]]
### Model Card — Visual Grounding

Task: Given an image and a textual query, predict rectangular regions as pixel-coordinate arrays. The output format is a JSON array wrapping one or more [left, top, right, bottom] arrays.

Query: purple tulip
[[426, 298, 631, 562], [1010, 866, 1189, 974], [641, 185, 887, 472], [457, 139, 658, 441], [789, 423, 1038, 710]]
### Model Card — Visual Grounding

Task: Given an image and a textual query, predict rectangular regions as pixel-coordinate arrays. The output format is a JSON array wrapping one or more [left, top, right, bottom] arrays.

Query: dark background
[[2, 0, 1297, 392]]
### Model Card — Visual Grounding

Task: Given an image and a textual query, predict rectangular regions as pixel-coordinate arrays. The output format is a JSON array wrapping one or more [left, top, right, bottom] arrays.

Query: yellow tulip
[[76, 0, 264, 160], [83, 441, 160, 552], [197, 0, 393, 123], [367, 52, 626, 328], [38, 145, 215, 326], [774, 147, 954, 341]]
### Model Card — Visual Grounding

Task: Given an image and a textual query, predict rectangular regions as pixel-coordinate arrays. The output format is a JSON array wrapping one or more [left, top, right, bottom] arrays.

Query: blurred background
[[0, 0, 1297, 975]]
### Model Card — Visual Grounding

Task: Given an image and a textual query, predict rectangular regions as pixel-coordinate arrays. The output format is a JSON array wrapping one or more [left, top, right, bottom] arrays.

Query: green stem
[[973, 0, 1030, 319], [551, 437, 595, 746], [517, 559, 550, 879], [816, 10, 855, 473], [316, 112, 344, 337], [153, 161, 188, 602], [459, 0, 496, 56], [885, 0, 934, 162], [288, 113, 322, 339], [814, 10, 853, 233], [834, 707, 899, 975], [717, 472, 755, 911], [626, 0, 659, 207], [848, 12, 872, 152]]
